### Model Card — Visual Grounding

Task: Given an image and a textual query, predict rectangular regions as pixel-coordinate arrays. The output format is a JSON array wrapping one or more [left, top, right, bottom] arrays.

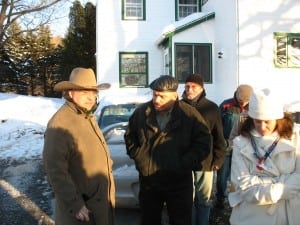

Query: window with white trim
[[274, 32, 300, 68], [119, 52, 148, 87]]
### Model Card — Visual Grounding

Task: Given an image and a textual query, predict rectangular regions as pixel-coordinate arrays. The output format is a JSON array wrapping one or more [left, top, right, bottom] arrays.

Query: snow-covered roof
[[156, 11, 215, 46]]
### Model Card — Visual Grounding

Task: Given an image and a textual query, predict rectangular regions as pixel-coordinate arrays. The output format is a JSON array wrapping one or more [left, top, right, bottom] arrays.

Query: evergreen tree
[[59, 1, 96, 80], [3, 23, 57, 95], [83, 2, 96, 71], [3, 22, 27, 93]]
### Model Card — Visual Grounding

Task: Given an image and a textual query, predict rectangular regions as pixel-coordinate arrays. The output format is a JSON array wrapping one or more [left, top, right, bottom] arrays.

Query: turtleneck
[[156, 107, 173, 130]]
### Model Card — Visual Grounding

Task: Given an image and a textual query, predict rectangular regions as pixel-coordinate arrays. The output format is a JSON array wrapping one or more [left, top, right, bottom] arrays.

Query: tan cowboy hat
[[54, 67, 111, 91]]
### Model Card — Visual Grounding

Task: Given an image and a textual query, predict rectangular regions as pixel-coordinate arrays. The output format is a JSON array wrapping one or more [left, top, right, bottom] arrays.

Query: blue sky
[[50, 0, 96, 37]]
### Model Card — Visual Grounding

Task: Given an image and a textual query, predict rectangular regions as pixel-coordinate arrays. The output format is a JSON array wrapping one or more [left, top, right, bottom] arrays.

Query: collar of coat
[[233, 132, 296, 177], [65, 100, 97, 118], [143, 99, 182, 133], [239, 130, 296, 171], [181, 90, 206, 107]]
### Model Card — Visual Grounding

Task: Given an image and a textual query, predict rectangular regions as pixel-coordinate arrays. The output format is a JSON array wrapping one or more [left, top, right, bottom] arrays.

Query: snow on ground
[[0, 92, 145, 175], [0, 93, 64, 160], [0, 92, 144, 223]]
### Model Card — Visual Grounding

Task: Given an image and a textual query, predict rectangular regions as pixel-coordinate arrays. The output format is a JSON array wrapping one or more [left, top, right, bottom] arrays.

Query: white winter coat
[[229, 127, 300, 225]]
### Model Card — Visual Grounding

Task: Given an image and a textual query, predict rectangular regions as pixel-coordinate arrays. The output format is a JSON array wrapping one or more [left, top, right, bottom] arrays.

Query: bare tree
[[0, 0, 67, 48]]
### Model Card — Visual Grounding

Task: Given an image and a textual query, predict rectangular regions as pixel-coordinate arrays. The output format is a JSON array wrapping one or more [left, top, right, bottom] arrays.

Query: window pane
[[175, 45, 193, 82], [125, 0, 143, 19], [121, 54, 146, 73], [288, 37, 300, 67], [194, 45, 211, 82], [120, 53, 147, 87], [275, 36, 287, 66], [164, 53, 169, 75], [178, 0, 198, 19]]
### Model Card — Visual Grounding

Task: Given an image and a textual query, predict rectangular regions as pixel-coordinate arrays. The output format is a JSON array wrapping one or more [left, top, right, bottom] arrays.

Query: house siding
[[97, 0, 300, 105], [237, 0, 300, 104], [97, 0, 176, 97]]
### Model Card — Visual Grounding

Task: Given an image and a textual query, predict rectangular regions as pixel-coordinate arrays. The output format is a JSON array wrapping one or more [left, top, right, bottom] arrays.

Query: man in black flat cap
[[124, 75, 212, 225]]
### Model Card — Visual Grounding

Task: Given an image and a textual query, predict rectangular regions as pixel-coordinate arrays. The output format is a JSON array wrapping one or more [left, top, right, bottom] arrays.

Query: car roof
[[95, 92, 151, 117]]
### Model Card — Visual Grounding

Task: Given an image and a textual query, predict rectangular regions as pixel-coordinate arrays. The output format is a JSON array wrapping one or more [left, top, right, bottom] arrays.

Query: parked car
[[96, 93, 151, 208], [102, 122, 140, 208], [98, 103, 140, 129]]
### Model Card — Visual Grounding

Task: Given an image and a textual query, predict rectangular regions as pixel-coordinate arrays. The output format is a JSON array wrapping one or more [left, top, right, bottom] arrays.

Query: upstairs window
[[176, 0, 200, 20], [122, 0, 145, 20], [274, 32, 300, 68]]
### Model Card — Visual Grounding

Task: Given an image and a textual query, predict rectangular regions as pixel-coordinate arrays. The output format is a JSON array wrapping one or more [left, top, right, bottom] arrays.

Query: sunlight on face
[[184, 82, 203, 100], [253, 119, 277, 136], [152, 91, 178, 112], [69, 89, 98, 111]]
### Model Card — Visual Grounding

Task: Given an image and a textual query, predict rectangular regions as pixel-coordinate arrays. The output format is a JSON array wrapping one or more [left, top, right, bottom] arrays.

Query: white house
[[96, 0, 300, 107]]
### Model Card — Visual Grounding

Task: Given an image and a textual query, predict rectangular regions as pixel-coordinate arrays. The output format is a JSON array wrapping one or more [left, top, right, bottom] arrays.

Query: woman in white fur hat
[[229, 88, 300, 225]]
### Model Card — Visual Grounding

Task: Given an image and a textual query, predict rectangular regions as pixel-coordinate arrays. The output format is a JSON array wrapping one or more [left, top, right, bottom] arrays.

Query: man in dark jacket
[[124, 75, 211, 225], [181, 74, 226, 225], [215, 84, 253, 209]]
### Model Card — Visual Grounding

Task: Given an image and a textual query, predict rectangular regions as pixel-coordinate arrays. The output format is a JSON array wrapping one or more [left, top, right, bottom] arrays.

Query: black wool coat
[[124, 99, 212, 180], [182, 91, 226, 171]]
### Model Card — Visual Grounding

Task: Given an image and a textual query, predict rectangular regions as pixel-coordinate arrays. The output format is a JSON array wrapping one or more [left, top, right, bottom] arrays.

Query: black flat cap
[[149, 75, 178, 92]]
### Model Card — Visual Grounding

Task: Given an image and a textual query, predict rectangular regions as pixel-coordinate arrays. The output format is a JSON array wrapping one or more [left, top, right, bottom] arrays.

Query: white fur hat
[[248, 88, 284, 120]]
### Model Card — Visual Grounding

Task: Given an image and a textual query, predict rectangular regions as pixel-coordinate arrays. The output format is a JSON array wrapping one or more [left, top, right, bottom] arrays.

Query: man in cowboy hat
[[43, 67, 115, 225]]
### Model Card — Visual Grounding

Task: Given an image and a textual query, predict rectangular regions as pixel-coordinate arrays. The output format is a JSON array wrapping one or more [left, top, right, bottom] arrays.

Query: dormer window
[[122, 0, 145, 20], [176, 0, 200, 20]]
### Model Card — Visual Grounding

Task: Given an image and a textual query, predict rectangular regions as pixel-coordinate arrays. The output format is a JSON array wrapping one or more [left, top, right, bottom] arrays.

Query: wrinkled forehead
[[153, 90, 178, 97]]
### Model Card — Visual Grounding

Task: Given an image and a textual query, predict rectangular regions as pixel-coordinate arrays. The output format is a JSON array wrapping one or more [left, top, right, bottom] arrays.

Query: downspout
[[236, 0, 240, 85]]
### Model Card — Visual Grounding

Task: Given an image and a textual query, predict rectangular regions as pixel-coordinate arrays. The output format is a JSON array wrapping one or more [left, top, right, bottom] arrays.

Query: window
[[119, 52, 148, 87], [164, 53, 170, 75], [122, 0, 145, 20], [175, 43, 212, 83], [176, 0, 200, 20], [274, 32, 300, 68]]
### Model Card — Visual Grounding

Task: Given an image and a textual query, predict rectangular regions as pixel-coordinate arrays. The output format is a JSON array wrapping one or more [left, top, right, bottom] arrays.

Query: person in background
[[228, 111, 249, 148], [215, 84, 253, 209], [229, 88, 300, 225], [43, 67, 115, 225], [124, 75, 212, 225], [181, 74, 226, 225]]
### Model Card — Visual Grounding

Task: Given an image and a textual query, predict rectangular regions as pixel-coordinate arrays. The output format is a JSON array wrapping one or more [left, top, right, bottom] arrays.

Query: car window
[[98, 103, 139, 129]]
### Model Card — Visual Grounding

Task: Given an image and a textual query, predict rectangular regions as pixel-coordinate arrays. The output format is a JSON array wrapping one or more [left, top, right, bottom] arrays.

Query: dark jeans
[[216, 155, 231, 201], [139, 174, 193, 225]]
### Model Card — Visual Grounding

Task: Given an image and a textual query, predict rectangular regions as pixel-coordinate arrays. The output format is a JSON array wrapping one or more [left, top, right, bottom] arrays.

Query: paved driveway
[[0, 158, 230, 225], [0, 158, 142, 225]]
